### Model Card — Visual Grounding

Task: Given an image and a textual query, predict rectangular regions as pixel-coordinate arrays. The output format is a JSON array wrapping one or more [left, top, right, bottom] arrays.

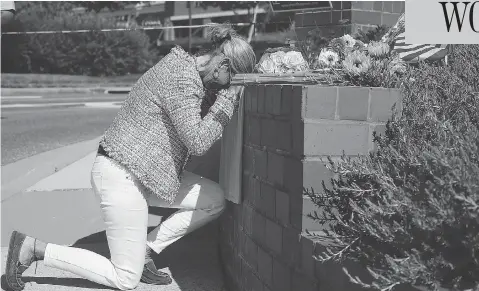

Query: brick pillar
[[220, 85, 308, 291], [300, 86, 401, 231], [219, 84, 402, 291]]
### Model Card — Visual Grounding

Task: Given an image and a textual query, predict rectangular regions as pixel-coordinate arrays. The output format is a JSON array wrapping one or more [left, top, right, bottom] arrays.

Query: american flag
[[383, 13, 454, 63]]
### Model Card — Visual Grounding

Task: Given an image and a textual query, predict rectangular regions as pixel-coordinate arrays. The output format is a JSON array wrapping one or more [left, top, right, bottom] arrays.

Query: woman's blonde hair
[[205, 23, 256, 74]]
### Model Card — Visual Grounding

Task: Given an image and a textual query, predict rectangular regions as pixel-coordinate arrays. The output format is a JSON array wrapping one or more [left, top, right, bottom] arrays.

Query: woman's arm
[[163, 75, 240, 156]]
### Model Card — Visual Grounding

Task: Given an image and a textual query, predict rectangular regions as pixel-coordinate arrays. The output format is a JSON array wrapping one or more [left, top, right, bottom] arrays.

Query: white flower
[[257, 50, 308, 74], [257, 57, 276, 74], [270, 51, 286, 67], [341, 34, 356, 48], [367, 41, 390, 58], [317, 49, 339, 67], [283, 51, 306, 69], [342, 51, 371, 75]]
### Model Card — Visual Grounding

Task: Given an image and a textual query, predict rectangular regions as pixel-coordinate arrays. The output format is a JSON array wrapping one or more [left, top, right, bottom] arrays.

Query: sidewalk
[[1, 139, 225, 291]]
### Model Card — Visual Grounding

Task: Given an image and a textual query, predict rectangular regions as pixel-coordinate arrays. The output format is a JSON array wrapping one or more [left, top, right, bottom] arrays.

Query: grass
[[1, 73, 141, 88]]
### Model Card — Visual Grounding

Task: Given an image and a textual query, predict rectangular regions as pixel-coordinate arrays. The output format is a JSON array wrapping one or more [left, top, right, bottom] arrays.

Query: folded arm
[[163, 75, 240, 156]]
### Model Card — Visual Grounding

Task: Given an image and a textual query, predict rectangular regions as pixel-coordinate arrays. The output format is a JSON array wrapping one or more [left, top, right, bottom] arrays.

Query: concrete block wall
[[219, 84, 402, 291], [294, 1, 404, 40], [301, 86, 401, 231]]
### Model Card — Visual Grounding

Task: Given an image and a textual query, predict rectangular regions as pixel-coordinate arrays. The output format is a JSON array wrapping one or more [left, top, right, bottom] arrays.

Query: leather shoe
[[141, 259, 172, 285], [5, 231, 37, 291]]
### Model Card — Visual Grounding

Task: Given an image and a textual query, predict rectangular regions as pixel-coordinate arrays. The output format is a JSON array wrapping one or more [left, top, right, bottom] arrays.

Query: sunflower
[[343, 51, 372, 75], [340, 34, 356, 48], [317, 49, 340, 68], [367, 41, 390, 58]]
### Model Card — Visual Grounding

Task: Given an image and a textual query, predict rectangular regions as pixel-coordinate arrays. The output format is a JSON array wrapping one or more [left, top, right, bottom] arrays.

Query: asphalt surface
[[1, 187, 224, 291], [1, 93, 126, 165]]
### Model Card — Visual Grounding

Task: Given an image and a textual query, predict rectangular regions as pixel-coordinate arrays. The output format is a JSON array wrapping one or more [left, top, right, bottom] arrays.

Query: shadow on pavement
[[65, 214, 224, 290], [2, 141, 225, 291], [2, 275, 115, 290], [2, 274, 114, 290]]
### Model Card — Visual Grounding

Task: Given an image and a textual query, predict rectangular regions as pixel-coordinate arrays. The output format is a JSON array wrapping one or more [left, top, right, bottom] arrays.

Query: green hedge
[[2, 32, 284, 76], [1, 2, 286, 76], [307, 55, 479, 290], [1, 3, 158, 76], [449, 45, 479, 92]]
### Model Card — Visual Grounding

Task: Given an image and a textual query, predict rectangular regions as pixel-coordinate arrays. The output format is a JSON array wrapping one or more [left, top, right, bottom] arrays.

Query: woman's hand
[[228, 86, 244, 113], [217, 86, 244, 104], [230, 86, 244, 97], [214, 85, 244, 116]]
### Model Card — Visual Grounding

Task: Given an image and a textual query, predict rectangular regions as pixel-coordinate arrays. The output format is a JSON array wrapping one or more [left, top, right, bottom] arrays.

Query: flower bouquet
[[246, 29, 407, 88], [314, 34, 407, 87], [228, 46, 346, 86], [255, 47, 309, 74]]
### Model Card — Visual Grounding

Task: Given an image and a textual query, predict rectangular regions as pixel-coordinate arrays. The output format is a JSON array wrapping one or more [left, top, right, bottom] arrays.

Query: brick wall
[[294, 1, 404, 40], [219, 84, 402, 291]]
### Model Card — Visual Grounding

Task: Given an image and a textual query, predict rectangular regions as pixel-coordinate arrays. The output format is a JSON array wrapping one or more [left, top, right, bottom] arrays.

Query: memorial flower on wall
[[317, 49, 339, 68], [343, 50, 371, 75], [270, 51, 286, 67], [283, 51, 308, 71], [254, 29, 406, 88], [257, 57, 277, 74], [256, 49, 308, 74], [328, 37, 347, 59], [367, 41, 390, 58], [341, 34, 356, 48]]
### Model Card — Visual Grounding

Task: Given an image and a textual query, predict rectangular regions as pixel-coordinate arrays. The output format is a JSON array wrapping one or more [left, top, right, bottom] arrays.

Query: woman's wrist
[[218, 87, 236, 99], [211, 88, 237, 117]]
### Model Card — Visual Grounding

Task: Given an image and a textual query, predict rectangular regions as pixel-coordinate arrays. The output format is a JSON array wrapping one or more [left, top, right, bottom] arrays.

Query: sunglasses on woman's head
[[222, 58, 237, 83]]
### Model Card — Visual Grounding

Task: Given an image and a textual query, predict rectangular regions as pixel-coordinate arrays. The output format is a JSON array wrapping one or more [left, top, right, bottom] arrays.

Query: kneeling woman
[[5, 24, 255, 290]]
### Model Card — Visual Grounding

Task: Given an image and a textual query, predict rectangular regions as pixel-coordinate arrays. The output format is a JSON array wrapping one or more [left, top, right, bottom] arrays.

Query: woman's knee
[[115, 271, 142, 290], [110, 248, 145, 290], [195, 178, 225, 213]]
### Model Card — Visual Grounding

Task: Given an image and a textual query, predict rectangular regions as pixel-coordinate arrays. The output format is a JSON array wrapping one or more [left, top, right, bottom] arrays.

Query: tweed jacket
[[100, 46, 238, 204]]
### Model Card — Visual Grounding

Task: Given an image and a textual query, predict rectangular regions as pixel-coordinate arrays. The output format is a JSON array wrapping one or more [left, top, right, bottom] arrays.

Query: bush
[[307, 62, 479, 291], [2, 2, 158, 76], [449, 45, 479, 92]]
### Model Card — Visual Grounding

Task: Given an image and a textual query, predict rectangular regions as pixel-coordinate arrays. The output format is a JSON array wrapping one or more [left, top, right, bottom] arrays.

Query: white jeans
[[43, 155, 225, 290]]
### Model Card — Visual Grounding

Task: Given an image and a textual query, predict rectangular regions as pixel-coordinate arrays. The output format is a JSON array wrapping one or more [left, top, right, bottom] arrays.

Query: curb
[[1, 137, 102, 202], [1, 87, 132, 95]]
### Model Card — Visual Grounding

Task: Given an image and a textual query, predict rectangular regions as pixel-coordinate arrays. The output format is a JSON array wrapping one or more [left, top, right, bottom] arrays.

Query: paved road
[[1, 93, 126, 165]]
